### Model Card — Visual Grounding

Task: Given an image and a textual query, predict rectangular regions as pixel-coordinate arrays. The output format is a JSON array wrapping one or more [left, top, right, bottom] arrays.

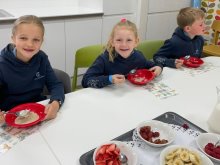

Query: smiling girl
[[0, 15, 65, 123], [82, 19, 162, 88]]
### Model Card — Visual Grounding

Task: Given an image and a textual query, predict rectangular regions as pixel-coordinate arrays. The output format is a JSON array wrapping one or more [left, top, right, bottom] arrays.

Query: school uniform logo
[[195, 49, 199, 55], [34, 72, 45, 80]]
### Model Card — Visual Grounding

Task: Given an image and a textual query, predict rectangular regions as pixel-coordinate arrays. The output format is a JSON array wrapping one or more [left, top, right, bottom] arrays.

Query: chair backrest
[[136, 40, 164, 59], [43, 68, 71, 95], [72, 44, 104, 91], [211, 20, 220, 45], [53, 68, 71, 94]]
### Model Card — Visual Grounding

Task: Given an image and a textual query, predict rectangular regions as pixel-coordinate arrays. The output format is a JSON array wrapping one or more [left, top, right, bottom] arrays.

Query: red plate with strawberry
[[180, 56, 204, 68], [93, 141, 137, 165], [196, 133, 220, 163]]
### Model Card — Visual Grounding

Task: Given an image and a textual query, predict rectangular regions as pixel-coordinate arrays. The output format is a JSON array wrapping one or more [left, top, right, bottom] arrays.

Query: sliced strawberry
[[103, 153, 112, 160], [106, 144, 116, 153], [112, 159, 120, 165], [96, 159, 106, 163], [107, 160, 114, 165], [96, 145, 108, 156], [96, 154, 104, 161], [96, 162, 106, 165], [113, 147, 120, 155]]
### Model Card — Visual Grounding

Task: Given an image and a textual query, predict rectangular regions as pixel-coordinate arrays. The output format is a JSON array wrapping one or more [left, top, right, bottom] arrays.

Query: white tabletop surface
[[1, 56, 220, 165], [0, 131, 60, 165]]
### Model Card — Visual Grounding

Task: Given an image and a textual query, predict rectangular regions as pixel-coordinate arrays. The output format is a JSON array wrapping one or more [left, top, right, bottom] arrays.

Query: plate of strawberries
[[93, 141, 137, 165]]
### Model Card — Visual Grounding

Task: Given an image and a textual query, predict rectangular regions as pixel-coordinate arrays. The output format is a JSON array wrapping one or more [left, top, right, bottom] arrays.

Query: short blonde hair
[[12, 15, 44, 36], [106, 19, 138, 62], [177, 7, 205, 29]]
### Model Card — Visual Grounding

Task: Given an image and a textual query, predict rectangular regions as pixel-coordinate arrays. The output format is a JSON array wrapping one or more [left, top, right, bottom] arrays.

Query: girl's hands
[[149, 66, 162, 76], [0, 111, 5, 124], [112, 74, 126, 84], [44, 101, 60, 120], [175, 59, 184, 68]]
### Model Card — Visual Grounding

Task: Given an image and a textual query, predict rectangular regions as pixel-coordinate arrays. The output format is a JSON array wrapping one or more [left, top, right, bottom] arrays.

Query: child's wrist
[[109, 75, 113, 83]]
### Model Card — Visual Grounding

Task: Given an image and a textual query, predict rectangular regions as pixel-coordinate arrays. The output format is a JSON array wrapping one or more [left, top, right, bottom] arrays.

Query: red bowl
[[180, 57, 204, 68], [127, 69, 155, 85], [5, 103, 46, 128]]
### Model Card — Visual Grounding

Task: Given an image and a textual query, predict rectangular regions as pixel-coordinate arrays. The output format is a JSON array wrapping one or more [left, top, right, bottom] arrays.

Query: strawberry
[[96, 145, 108, 156], [113, 147, 120, 155], [216, 153, 220, 159], [214, 148, 220, 154], [112, 160, 120, 165], [182, 123, 189, 129], [96, 162, 106, 165], [153, 131, 160, 137], [107, 160, 113, 165], [106, 144, 116, 153]]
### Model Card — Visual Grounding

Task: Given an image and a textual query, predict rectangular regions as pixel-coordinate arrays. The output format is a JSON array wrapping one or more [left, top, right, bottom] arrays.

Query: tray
[[79, 111, 206, 165]]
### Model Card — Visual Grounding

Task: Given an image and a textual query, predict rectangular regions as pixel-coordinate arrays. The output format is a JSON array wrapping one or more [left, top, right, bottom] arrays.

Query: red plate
[[5, 103, 46, 128], [180, 57, 204, 68], [127, 69, 155, 85]]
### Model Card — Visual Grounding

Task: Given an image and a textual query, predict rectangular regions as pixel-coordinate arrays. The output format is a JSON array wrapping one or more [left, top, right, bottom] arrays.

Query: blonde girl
[[82, 19, 162, 88]]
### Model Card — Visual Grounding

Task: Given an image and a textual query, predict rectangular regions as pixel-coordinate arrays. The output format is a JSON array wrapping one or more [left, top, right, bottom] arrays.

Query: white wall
[[0, 0, 77, 8], [79, 0, 103, 11]]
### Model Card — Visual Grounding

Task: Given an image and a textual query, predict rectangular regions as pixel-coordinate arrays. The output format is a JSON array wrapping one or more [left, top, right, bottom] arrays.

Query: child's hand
[[175, 59, 184, 68], [0, 111, 5, 124], [44, 101, 60, 120], [149, 66, 162, 76], [112, 74, 126, 84]]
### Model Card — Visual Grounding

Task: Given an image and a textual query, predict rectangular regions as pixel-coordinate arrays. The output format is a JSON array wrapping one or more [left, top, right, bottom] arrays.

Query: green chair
[[137, 40, 164, 60], [72, 44, 104, 91]]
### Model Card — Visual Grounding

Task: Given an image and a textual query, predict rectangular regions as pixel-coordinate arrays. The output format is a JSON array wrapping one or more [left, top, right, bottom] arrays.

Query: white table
[[39, 56, 220, 165], [0, 131, 60, 165], [1, 56, 220, 165]]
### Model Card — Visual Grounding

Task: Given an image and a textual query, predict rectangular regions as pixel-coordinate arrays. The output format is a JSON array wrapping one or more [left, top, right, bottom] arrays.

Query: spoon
[[125, 68, 137, 78], [129, 69, 136, 74], [118, 153, 128, 164], [215, 139, 220, 147], [5, 109, 30, 117], [184, 55, 190, 60]]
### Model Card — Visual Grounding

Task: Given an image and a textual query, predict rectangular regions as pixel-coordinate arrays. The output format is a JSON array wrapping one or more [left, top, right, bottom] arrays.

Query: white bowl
[[160, 145, 214, 165], [93, 141, 137, 165], [196, 133, 220, 163], [136, 120, 175, 147]]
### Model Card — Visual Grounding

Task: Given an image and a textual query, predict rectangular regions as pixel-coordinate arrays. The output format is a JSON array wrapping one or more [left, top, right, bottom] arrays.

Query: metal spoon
[[119, 153, 128, 164], [129, 69, 136, 74], [125, 68, 137, 78], [6, 109, 30, 117], [184, 55, 190, 60], [215, 139, 220, 147]]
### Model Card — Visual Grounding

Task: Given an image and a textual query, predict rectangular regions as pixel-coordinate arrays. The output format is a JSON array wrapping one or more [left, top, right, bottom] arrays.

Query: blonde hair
[[177, 7, 205, 29], [106, 19, 138, 62], [12, 15, 45, 37]]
